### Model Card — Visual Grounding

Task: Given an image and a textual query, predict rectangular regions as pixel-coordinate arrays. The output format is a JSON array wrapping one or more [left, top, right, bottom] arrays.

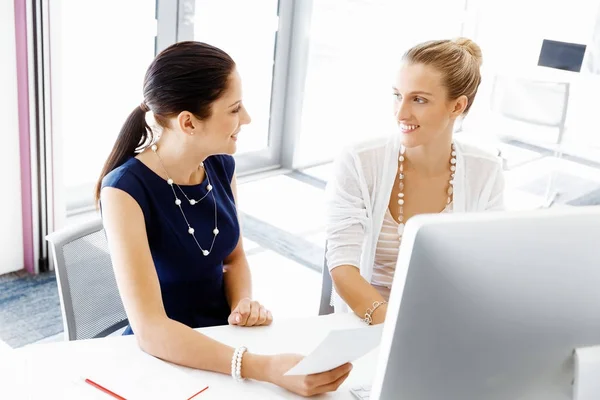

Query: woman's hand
[[228, 298, 273, 327], [266, 354, 352, 397]]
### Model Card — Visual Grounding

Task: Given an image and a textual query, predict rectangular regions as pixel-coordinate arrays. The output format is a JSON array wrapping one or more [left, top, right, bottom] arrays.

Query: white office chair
[[490, 74, 570, 207], [46, 217, 128, 341]]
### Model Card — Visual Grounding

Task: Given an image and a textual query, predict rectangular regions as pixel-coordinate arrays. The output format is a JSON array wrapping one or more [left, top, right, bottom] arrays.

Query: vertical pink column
[[14, 0, 34, 274]]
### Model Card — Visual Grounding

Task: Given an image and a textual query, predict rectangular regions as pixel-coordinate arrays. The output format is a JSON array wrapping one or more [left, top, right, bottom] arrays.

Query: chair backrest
[[319, 242, 334, 315], [46, 217, 128, 340], [490, 75, 570, 133]]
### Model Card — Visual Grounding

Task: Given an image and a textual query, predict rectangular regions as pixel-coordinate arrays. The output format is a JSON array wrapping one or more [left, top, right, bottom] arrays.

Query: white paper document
[[284, 324, 384, 376]]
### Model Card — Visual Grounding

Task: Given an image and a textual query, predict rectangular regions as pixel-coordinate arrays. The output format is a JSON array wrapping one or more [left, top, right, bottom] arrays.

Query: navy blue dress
[[101, 155, 240, 334]]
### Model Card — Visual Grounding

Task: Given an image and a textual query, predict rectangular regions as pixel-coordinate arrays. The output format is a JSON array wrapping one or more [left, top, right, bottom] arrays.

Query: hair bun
[[454, 37, 482, 67]]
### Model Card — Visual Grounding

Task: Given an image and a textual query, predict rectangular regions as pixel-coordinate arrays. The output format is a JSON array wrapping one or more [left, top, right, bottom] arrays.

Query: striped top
[[371, 204, 453, 300]]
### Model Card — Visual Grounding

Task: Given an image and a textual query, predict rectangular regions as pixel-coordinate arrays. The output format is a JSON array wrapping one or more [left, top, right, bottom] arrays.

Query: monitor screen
[[538, 39, 587, 72]]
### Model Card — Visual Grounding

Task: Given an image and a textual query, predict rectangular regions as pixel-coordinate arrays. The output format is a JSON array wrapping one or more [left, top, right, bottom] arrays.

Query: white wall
[[0, 0, 25, 274]]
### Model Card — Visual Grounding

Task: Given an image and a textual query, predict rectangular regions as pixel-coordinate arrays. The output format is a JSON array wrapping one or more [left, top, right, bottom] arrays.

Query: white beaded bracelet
[[231, 346, 248, 382]]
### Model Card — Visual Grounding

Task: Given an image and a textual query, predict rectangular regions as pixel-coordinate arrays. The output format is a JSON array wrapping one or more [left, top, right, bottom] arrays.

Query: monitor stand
[[573, 345, 600, 399]]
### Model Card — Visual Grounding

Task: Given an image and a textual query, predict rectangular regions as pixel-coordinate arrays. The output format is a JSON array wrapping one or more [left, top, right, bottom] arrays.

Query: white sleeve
[[325, 148, 368, 271], [485, 160, 505, 211]]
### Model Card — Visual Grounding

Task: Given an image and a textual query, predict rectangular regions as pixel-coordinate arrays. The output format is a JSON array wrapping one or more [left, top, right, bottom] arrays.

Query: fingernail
[[236, 315, 241, 323]]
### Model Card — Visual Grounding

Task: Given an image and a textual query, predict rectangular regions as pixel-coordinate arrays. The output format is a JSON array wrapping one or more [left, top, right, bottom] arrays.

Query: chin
[[224, 141, 237, 155], [399, 133, 424, 149]]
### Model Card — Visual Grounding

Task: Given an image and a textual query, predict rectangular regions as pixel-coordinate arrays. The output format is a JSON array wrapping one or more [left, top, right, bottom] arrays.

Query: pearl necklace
[[151, 144, 218, 256], [397, 142, 456, 235]]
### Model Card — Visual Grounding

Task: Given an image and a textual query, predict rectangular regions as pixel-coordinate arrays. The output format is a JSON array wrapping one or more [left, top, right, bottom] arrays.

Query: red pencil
[[84, 378, 127, 400], [187, 385, 209, 399], [84, 378, 208, 399]]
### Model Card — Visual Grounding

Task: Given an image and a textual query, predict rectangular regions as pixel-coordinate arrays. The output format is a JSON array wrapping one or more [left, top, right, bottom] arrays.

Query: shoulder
[[455, 140, 500, 162], [101, 158, 152, 219], [102, 157, 145, 191], [207, 154, 235, 183], [454, 140, 504, 191], [455, 140, 502, 170], [334, 136, 390, 173]]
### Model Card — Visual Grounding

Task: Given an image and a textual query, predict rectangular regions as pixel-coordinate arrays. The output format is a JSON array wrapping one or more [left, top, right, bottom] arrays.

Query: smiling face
[[393, 62, 467, 149], [196, 68, 251, 155]]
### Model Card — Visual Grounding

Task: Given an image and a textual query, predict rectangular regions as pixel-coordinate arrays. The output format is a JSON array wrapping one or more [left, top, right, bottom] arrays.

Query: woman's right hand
[[266, 354, 353, 397]]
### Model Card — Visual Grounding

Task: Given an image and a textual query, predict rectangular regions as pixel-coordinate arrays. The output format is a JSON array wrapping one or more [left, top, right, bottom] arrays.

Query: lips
[[399, 123, 420, 133]]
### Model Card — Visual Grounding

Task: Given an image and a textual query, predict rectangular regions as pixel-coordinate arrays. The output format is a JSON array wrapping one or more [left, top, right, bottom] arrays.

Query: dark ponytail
[[94, 41, 235, 206], [94, 106, 152, 205]]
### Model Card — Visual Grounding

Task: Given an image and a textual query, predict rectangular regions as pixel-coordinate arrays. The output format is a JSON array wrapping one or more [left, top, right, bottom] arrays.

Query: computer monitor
[[538, 39, 587, 72], [371, 207, 600, 400]]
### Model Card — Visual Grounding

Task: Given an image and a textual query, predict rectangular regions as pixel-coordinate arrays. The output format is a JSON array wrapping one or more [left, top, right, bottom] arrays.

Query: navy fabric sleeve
[[101, 162, 151, 228], [215, 155, 236, 183]]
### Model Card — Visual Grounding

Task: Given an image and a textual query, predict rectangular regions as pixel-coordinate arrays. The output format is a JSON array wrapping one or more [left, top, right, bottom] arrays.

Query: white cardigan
[[324, 133, 505, 313]]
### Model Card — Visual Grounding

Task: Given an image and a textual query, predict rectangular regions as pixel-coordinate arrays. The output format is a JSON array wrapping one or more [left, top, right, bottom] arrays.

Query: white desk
[[1, 313, 379, 399]]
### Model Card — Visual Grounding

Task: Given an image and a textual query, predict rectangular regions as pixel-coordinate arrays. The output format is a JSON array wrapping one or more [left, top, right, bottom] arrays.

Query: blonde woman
[[325, 38, 505, 325]]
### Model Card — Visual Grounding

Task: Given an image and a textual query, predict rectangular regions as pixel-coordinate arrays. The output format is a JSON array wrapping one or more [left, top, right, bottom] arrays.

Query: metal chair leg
[[542, 147, 564, 208]]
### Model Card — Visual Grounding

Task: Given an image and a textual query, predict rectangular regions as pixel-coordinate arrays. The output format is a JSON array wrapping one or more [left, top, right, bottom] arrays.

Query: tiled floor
[[248, 249, 321, 319], [237, 174, 327, 238], [1, 139, 598, 349]]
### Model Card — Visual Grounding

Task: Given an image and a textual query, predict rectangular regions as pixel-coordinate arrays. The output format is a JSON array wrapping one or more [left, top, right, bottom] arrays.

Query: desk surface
[[1, 313, 379, 399]]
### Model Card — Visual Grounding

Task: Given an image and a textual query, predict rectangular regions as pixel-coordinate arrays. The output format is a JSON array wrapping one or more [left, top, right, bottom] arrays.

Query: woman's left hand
[[228, 298, 273, 327]]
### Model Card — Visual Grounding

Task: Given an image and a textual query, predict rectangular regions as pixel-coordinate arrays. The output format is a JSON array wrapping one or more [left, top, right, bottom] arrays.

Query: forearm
[[137, 317, 270, 380], [330, 265, 388, 324], [224, 259, 253, 310]]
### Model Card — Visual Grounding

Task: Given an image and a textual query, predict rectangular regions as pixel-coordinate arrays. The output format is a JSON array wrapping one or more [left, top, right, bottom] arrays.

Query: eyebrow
[[229, 100, 242, 108], [391, 87, 433, 96]]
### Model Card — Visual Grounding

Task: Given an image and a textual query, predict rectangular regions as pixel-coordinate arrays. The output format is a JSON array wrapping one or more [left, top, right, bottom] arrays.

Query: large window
[[53, 0, 284, 217], [50, 1, 156, 214], [25, 0, 600, 274], [193, 0, 279, 157], [295, 0, 467, 168], [47, 1, 600, 219]]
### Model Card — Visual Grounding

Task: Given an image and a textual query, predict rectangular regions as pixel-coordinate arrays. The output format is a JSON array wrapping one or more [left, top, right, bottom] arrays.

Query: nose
[[394, 98, 412, 122], [241, 105, 251, 125]]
